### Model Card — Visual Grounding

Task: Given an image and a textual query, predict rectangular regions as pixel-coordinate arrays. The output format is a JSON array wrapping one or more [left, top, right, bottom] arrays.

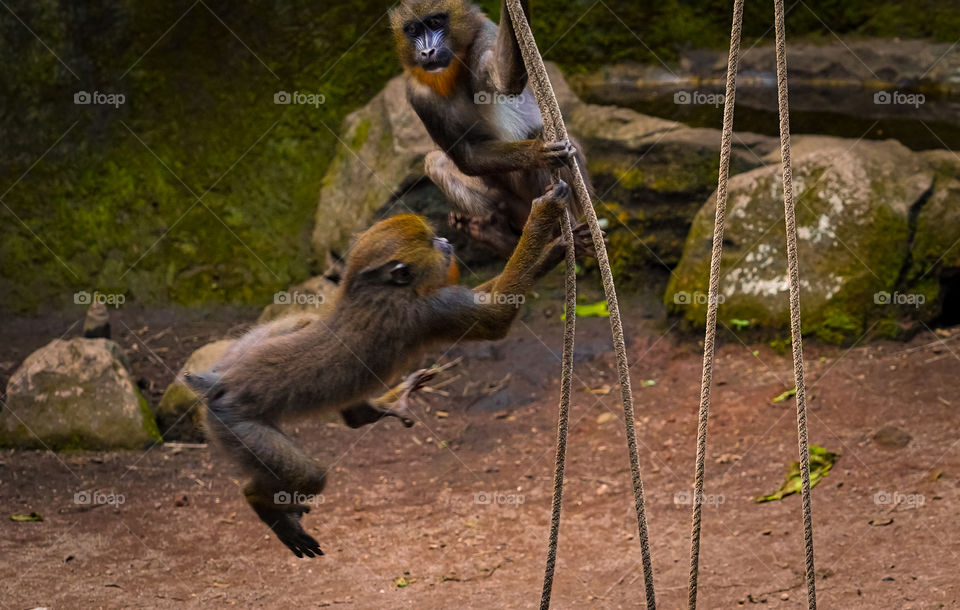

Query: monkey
[[184, 180, 571, 558], [82, 302, 111, 339], [390, 0, 594, 261]]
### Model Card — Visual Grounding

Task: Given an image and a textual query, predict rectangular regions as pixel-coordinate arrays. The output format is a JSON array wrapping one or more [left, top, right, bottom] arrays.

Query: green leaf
[[756, 446, 839, 503], [10, 512, 43, 522], [642, 379, 656, 387], [772, 387, 797, 403], [730, 318, 751, 331], [561, 301, 610, 320]]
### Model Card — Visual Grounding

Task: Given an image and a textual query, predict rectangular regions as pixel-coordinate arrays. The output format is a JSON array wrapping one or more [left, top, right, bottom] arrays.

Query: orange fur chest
[[409, 58, 463, 97]]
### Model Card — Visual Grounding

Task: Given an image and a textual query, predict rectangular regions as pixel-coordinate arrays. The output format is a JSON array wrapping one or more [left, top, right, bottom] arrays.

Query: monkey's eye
[[425, 14, 447, 30], [388, 263, 414, 286], [403, 22, 421, 38]]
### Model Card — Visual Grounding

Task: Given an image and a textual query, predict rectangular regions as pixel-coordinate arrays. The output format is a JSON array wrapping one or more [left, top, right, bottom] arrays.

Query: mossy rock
[[156, 339, 234, 441], [570, 103, 777, 284], [667, 136, 937, 343], [1, 338, 162, 450]]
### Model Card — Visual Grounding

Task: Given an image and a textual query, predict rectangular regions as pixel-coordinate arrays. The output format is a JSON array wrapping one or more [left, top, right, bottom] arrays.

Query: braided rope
[[503, 1, 656, 608], [687, 0, 817, 607], [773, 0, 818, 605], [686, 0, 744, 607]]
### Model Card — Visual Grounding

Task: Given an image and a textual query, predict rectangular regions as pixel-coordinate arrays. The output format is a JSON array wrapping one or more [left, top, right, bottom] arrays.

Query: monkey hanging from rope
[[390, 0, 595, 260], [185, 181, 572, 558]]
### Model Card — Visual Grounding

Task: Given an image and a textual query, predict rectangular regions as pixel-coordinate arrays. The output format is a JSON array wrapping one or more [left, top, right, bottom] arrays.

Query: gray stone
[[1, 338, 161, 450]]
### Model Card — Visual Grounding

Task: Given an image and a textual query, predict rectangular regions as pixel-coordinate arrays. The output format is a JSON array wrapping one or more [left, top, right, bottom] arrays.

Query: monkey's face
[[391, 0, 474, 73], [401, 12, 453, 72], [344, 214, 458, 297]]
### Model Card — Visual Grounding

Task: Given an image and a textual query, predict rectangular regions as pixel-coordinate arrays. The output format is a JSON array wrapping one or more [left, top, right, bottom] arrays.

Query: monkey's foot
[[249, 502, 323, 558], [448, 212, 518, 258], [540, 140, 577, 169]]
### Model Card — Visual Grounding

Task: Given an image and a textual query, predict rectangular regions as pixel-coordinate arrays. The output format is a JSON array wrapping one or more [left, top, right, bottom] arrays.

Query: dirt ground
[[1, 295, 959, 609]]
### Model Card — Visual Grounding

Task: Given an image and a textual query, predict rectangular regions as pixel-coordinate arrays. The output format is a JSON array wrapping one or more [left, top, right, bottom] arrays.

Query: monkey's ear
[[388, 263, 414, 286]]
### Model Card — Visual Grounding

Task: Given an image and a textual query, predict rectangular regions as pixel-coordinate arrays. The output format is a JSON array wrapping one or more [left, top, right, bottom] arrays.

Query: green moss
[[138, 389, 163, 444], [350, 119, 372, 150], [4, 0, 959, 313]]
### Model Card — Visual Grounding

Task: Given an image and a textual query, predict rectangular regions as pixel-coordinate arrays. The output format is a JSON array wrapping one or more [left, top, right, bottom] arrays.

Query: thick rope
[[685, 0, 744, 607], [534, 56, 578, 610], [773, 0, 818, 606], [503, 1, 657, 608]]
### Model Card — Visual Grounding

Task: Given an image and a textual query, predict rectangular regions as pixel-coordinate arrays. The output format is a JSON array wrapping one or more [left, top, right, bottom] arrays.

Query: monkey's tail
[[181, 371, 222, 398]]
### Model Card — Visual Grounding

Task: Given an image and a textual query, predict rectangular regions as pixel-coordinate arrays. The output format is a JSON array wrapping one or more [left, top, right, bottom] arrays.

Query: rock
[[573, 105, 776, 280], [873, 426, 911, 450], [257, 274, 339, 323], [909, 152, 960, 324], [569, 39, 960, 122], [82, 302, 111, 339], [0, 339, 160, 450], [667, 136, 940, 343], [156, 339, 234, 441], [310, 63, 771, 279]]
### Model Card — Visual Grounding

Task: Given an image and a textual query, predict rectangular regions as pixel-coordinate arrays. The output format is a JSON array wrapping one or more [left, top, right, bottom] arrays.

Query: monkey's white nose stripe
[[417, 29, 445, 51]]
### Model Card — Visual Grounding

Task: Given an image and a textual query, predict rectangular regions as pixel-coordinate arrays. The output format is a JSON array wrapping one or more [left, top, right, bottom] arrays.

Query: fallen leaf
[[596, 413, 617, 424], [772, 387, 797, 403], [755, 445, 839, 503], [10, 512, 43, 522], [589, 384, 612, 396], [869, 518, 894, 527]]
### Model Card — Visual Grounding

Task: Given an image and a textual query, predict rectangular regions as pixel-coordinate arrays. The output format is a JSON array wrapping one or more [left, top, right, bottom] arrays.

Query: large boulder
[[666, 136, 948, 343], [1, 339, 161, 450], [909, 152, 960, 324], [156, 339, 234, 441], [257, 273, 339, 324], [310, 63, 774, 280]]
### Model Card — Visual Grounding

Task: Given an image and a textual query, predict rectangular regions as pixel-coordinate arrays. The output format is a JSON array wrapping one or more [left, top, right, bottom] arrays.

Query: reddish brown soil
[[1, 298, 958, 609]]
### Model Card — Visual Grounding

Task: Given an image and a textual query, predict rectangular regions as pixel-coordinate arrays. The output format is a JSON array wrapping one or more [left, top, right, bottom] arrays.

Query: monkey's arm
[[487, 0, 529, 94], [429, 182, 568, 341], [451, 139, 573, 177]]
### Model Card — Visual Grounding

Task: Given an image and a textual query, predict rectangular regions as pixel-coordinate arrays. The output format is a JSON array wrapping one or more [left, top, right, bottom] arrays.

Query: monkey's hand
[[248, 499, 323, 559], [532, 180, 571, 218], [538, 140, 577, 169]]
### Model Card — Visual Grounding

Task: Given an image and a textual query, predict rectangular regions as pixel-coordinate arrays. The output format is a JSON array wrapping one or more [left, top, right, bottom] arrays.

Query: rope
[[685, 0, 744, 607], [532, 55, 578, 610], [774, 0, 818, 605], [503, 1, 657, 608], [686, 0, 817, 607]]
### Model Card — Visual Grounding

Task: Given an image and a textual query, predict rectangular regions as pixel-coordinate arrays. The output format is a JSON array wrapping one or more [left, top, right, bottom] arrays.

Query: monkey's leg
[[425, 151, 522, 258], [206, 403, 326, 558]]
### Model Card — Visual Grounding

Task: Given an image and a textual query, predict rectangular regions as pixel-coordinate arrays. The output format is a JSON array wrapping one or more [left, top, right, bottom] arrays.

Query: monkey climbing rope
[[503, 1, 657, 609], [506, 0, 818, 609]]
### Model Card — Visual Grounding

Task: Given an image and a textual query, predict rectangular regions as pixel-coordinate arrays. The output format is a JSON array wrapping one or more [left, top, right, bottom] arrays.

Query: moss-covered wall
[[3, 0, 957, 314]]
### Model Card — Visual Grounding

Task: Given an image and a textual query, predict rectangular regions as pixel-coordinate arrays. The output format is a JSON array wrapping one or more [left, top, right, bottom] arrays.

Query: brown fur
[[186, 185, 570, 558]]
